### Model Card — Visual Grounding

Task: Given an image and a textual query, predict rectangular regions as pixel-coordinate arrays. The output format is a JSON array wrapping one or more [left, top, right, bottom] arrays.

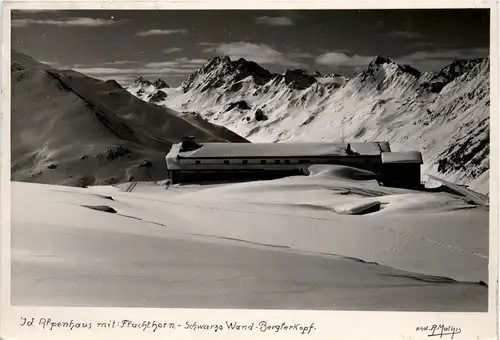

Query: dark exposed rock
[[438, 59, 485, 82], [232, 58, 275, 85], [226, 100, 251, 111], [182, 56, 276, 93], [279, 69, 317, 90], [370, 55, 392, 66], [199, 78, 225, 93], [420, 81, 447, 94], [153, 78, 169, 89], [149, 90, 167, 103], [437, 158, 449, 173], [419, 59, 485, 94], [254, 108, 268, 121], [14, 72, 26, 82], [436, 125, 489, 178], [133, 76, 152, 87], [367, 55, 420, 77], [361, 55, 421, 82], [11, 62, 26, 72], [139, 160, 153, 168], [229, 82, 243, 92], [96, 146, 131, 161], [398, 64, 421, 78]]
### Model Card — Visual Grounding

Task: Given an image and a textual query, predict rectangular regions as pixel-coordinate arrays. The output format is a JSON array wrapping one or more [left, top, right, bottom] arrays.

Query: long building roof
[[177, 142, 390, 159]]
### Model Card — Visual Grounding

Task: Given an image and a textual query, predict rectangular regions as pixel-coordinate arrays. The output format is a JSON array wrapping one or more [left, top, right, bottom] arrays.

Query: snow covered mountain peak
[[153, 78, 169, 89], [180, 55, 334, 94], [279, 69, 318, 90], [131, 76, 169, 89], [435, 58, 486, 82], [133, 76, 153, 87], [345, 55, 422, 98], [181, 55, 275, 93], [199, 55, 232, 74], [369, 55, 392, 66], [180, 55, 358, 95], [363, 55, 421, 80], [417, 58, 487, 94]]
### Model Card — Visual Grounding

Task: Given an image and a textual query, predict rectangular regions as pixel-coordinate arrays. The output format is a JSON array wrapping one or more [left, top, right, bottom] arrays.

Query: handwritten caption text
[[20, 317, 316, 334]]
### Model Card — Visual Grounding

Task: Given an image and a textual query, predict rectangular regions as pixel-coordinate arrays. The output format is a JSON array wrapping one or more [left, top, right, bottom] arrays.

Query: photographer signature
[[416, 324, 461, 339]]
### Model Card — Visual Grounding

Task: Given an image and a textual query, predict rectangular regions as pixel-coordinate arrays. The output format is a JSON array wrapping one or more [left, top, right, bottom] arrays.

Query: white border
[[1, 1, 498, 339]]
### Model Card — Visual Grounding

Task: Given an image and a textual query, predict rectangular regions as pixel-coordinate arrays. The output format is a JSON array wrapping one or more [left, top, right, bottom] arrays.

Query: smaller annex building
[[165, 137, 423, 189]]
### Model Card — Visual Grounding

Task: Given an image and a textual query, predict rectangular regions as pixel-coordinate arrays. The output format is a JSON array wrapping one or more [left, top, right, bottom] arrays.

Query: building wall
[[170, 156, 382, 171], [379, 164, 421, 189], [166, 156, 385, 184]]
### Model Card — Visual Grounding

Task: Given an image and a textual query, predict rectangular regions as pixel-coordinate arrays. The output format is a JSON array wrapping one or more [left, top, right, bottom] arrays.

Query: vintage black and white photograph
[[9, 8, 491, 312]]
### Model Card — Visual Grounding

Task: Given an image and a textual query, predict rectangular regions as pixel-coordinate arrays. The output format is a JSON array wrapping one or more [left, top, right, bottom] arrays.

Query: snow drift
[[12, 164, 488, 309]]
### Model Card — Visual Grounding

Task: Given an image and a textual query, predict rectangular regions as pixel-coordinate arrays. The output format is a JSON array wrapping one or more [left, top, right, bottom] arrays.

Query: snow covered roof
[[177, 142, 390, 159], [381, 151, 423, 164], [350, 142, 389, 155]]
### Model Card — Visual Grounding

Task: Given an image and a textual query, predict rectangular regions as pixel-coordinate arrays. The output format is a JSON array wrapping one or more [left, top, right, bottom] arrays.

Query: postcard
[[1, 1, 498, 339]]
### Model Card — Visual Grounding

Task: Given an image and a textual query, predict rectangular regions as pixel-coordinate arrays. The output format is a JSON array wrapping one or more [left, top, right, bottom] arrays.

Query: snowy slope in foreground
[[129, 56, 490, 192], [13, 165, 488, 287]]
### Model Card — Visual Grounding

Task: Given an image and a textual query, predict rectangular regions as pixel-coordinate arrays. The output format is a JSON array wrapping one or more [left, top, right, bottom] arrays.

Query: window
[[224, 160, 229, 164], [275, 160, 281, 164], [299, 160, 310, 164], [242, 160, 248, 165], [284, 160, 291, 164], [261, 160, 267, 164], [195, 160, 201, 165]]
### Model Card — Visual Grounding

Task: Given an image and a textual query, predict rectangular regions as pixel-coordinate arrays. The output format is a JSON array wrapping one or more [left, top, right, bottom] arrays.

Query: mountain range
[[128, 54, 490, 194], [10, 49, 490, 195]]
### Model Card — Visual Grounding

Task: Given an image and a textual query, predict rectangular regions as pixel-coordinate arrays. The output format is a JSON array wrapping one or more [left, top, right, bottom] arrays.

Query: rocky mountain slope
[[11, 50, 247, 187], [129, 55, 490, 193]]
